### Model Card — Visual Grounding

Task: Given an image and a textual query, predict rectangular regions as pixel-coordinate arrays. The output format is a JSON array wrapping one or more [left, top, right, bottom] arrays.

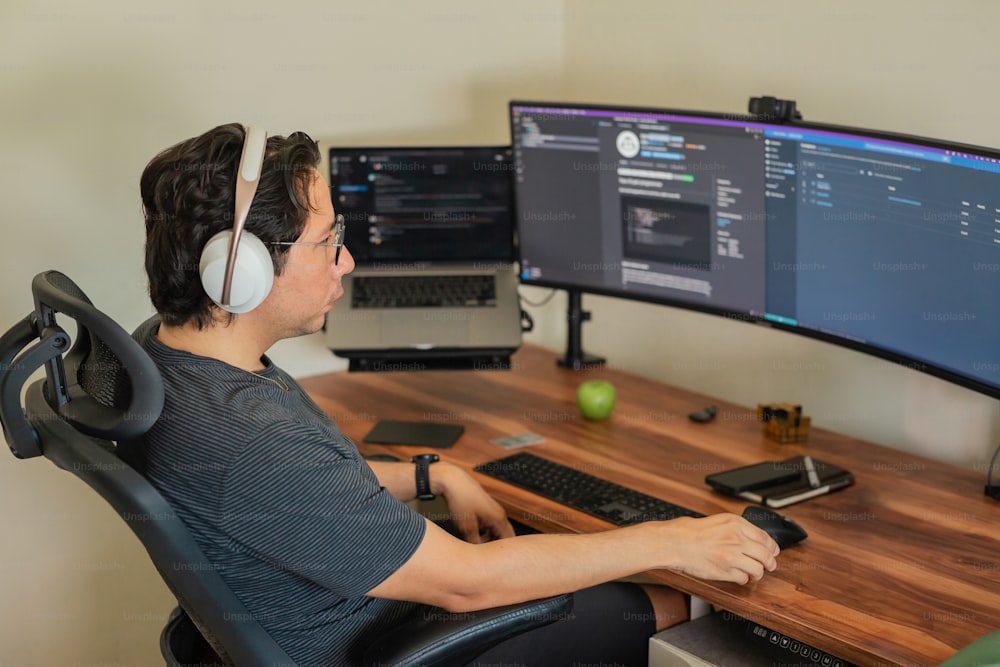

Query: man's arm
[[368, 460, 514, 542], [367, 460, 421, 500], [366, 512, 779, 613]]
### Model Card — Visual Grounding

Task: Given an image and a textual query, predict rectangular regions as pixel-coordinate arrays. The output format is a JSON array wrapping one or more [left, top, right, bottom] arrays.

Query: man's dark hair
[[140, 123, 321, 328]]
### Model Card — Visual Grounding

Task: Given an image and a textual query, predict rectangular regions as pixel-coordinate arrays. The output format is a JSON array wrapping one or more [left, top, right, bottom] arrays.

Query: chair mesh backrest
[[79, 334, 134, 410]]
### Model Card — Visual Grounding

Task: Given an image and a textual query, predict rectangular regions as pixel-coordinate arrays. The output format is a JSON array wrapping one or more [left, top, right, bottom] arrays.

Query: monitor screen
[[510, 101, 1000, 398], [329, 146, 515, 264]]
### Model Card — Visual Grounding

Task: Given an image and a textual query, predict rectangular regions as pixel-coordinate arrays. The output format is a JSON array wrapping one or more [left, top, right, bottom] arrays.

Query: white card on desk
[[490, 432, 545, 449]]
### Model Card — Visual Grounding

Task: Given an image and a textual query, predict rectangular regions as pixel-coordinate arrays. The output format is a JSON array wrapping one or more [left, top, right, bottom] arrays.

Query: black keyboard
[[474, 452, 705, 526], [352, 274, 496, 309]]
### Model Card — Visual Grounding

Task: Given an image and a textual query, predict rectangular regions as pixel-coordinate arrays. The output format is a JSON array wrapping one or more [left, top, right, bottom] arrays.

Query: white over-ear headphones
[[199, 126, 274, 313]]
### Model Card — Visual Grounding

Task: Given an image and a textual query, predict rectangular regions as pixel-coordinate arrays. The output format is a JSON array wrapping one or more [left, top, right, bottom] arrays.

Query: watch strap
[[412, 454, 438, 500]]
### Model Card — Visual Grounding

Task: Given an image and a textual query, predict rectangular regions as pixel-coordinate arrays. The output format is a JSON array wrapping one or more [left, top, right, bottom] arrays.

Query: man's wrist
[[426, 460, 461, 498]]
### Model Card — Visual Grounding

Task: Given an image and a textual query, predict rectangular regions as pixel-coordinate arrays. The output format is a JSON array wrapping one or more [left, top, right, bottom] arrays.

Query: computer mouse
[[741, 506, 808, 549], [688, 405, 718, 423]]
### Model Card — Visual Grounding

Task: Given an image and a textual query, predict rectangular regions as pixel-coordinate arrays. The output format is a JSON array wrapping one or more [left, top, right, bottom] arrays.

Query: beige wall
[[1, 1, 998, 664]]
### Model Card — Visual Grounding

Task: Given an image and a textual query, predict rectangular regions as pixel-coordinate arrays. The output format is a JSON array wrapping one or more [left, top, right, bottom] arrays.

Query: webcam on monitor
[[748, 95, 802, 123]]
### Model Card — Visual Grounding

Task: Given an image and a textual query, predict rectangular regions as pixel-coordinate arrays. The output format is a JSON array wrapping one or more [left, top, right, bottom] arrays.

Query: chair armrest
[[363, 593, 574, 667]]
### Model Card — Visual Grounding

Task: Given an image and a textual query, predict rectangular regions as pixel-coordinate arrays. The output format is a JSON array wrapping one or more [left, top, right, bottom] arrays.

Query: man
[[132, 124, 780, 665]]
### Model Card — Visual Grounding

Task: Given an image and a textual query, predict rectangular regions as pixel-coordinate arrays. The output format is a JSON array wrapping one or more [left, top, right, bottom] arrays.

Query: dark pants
[[470, 581, 656, 667]]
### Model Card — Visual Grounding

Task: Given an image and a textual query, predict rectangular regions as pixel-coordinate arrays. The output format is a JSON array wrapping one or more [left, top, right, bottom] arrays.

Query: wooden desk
[[300, 344, 1000, 666]]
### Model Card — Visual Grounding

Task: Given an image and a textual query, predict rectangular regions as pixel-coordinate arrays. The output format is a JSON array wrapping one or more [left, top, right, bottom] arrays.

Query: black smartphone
[[362, 420, 464, 448], [705, 460, 802, 495]]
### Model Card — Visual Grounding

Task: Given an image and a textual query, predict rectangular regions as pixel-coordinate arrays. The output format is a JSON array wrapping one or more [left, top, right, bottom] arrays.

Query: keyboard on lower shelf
[[473, 451, 705, 526]]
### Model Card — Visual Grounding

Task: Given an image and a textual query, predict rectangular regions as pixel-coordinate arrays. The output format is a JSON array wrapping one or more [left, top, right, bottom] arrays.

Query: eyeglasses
[[269, 214, 346, 264]]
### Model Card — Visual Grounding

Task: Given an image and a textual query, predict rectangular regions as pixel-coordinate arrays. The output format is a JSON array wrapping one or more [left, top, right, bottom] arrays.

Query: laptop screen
[[328, 146, 515, 264]]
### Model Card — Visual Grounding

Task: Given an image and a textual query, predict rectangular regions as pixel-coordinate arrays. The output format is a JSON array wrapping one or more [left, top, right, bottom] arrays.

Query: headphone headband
[[221, 127, 267, 306]]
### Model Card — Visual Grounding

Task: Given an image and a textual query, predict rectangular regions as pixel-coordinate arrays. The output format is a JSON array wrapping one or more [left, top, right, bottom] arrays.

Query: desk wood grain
[[299, 344, 1000, 666]]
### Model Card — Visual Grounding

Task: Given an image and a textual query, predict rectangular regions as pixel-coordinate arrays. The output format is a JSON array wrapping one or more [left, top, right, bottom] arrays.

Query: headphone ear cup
[[200, 231, 275, 313]]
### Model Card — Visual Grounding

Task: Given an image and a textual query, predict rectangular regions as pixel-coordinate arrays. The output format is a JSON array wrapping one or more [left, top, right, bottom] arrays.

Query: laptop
[[325, 146, 522, 365]]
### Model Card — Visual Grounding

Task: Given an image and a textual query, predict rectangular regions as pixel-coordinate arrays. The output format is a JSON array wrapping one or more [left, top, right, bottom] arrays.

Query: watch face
[[414, 453, 440, 463]]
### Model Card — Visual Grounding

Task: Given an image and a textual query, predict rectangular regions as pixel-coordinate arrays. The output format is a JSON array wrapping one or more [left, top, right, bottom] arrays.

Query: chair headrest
[[0, 270, 164, 458]]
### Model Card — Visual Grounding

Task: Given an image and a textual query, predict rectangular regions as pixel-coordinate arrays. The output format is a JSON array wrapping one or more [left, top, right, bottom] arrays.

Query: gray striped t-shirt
[[130, 323, 426, 665]]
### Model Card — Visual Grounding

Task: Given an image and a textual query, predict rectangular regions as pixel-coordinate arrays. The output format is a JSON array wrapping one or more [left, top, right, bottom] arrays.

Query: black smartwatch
[[411, 453, 440, 500]]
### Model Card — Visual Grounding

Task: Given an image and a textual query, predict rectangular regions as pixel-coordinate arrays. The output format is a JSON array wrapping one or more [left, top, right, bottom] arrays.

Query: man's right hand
[[655, 513, 780, 584]]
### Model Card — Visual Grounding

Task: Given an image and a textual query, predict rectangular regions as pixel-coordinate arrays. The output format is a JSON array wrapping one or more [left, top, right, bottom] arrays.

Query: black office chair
[[0, 270, 572, 667]]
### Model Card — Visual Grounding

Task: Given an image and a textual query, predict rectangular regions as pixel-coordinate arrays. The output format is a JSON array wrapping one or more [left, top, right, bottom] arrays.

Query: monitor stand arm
[[557, 290, 605, 370]]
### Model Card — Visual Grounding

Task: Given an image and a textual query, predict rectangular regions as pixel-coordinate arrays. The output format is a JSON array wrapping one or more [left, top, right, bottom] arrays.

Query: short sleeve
[[220, 422, 426, 597]]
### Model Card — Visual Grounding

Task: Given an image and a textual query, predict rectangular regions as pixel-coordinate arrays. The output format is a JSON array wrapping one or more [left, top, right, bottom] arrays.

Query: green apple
[[577, 379, 616, 420]]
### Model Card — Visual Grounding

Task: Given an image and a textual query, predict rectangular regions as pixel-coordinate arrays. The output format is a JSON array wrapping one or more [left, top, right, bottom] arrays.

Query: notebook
[[708, 456, 855, 509], [324, 146, 522, 363]]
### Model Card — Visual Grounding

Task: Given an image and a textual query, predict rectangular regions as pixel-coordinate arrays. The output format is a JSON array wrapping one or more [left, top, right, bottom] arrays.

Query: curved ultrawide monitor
[[510, 101, 1000, 398]]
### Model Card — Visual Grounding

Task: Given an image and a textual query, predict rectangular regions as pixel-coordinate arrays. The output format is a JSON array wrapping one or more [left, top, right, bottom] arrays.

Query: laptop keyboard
[[352, 274, 497, 309]]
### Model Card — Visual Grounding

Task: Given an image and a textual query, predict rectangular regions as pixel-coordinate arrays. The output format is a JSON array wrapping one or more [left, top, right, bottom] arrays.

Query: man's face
[[260, 170, 354, 338]]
